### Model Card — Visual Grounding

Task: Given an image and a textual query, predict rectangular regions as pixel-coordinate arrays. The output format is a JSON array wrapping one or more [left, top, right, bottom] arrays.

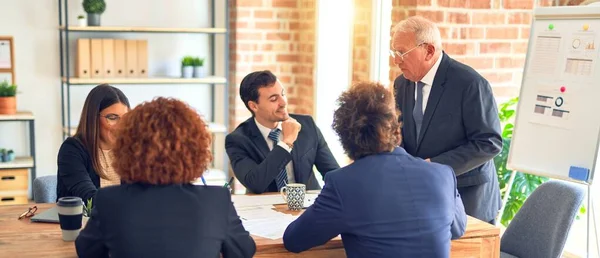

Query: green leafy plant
[[192, 57, 205, 67], [494, 97, 585, 226], [82, 0, 106, 14], [83, 198, 93, 217], [0, 81, 17, 97], [181, 56, 195, 67]]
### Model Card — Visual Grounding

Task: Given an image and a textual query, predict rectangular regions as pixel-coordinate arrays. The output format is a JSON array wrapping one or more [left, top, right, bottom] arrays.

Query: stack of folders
[[75, 38, 148, 79]]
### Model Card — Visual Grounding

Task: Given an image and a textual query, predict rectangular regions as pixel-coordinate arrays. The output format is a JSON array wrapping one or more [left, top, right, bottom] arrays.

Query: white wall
[[0, 0, 225, 190], [314, 0, 354, 173]]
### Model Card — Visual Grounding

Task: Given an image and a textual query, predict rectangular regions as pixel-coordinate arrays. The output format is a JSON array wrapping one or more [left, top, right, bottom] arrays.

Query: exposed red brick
[[272, 0, 298, 8], [463, 57, 495, 70], [503, 0, 534, 9], [415, 10, 444, 23], [472, 13, 506, 24], [254, 10, 273, 19], [446, 12, 470, 24], [495, 57, 526, 69], [486, 27, 519, 39], [438, 0, 491, 9], [238, 0, 264, 7], [511, 41, 529, 54], [480, 42, 511, 54], [508, 12, 532, 24]]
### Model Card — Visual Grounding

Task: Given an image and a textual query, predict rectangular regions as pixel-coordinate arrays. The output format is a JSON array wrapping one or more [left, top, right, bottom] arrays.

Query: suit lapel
[[246, 118, 270, 158], [417, 52, 450, 148]]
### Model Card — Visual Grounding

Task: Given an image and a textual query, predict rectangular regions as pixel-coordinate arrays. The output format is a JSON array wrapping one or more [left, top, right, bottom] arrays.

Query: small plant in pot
[[192, 57, 206, 78], [83, 198, 93, 217], [181, 56, 194, 78], [0, 80, 17, 115], [82, 0, 106, 26], [0, 149, 6, 162], [6, 150, 14, 162], [77, 15, 86, 27]]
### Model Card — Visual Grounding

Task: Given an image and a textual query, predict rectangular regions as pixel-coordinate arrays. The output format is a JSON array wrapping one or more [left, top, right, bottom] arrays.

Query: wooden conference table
[[0, 195, 500, 257]]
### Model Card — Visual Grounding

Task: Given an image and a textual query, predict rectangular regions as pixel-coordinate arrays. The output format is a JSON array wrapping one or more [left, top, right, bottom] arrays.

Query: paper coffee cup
[[57, 196, 84, 241]]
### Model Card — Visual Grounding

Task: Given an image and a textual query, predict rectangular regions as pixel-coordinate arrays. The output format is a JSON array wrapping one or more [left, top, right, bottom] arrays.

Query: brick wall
[[228, 0, 316, 130], [352, 0, 373, 83], [388, 0, 565, 103]]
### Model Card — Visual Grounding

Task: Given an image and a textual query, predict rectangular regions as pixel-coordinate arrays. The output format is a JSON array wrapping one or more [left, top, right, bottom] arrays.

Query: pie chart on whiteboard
[[572, 39, 581, 49]]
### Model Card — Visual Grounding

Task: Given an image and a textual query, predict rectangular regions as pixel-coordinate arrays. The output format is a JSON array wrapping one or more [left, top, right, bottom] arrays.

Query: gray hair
[[393, 16, 443, 52]]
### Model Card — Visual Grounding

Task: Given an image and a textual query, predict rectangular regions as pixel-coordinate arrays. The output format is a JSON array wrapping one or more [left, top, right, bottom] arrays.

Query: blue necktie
[[268, 129, 288, 190], [413, 81, 425, 139]]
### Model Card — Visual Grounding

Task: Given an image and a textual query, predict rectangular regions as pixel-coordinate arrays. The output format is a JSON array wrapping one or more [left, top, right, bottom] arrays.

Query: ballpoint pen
[[200, 176, 206, 186], [223, 177, 234, 189]]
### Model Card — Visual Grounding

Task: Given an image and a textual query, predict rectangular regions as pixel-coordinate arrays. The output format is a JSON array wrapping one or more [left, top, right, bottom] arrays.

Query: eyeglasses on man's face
[[389, 43, 424, 61], [18, 206, 37, 220], [100, 113, 121, 126]]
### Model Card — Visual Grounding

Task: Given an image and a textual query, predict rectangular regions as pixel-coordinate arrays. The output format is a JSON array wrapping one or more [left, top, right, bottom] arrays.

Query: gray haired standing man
[[391, 15, 503, 225]]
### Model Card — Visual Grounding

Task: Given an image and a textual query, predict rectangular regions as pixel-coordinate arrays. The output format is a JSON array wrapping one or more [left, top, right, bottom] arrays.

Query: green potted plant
[[181, 56, 195, 78], [77, 15, 86, 27], [6, 149, 14, 162], [192, 57, 206, 78], [0, 80, 17, 115], [83, 198, 93, 217], [82, 0, 106, 26], [0, 149, 6, 162]]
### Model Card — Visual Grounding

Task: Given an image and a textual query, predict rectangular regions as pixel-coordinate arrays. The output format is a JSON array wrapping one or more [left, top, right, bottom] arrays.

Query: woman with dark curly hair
[[283, 82, 467, 257], [75, 97, 256, 258]]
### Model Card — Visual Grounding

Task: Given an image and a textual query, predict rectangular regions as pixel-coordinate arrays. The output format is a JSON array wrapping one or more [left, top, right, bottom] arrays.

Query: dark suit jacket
[[75, 184, 256, 258], [56, 137, 99, 202], [283, 147, 467, 257], [225, 114, 340, 193], [394, 52, 503, 222]]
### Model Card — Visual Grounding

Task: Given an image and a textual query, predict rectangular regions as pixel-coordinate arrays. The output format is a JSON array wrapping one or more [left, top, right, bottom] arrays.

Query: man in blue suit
[[283, 82, 467, 257], [392, 16, 503, 224], [226, 70, 340, 194]]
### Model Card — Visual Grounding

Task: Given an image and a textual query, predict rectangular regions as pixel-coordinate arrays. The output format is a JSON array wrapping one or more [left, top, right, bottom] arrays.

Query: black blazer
[[75, 184, 256, 258], [225, 114, 340, 193], [394, 52, 503, 222], [56, 137, 99, 202]]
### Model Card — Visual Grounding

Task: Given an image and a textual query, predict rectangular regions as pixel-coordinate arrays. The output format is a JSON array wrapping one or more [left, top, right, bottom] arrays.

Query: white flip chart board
[[508, 5, 600, 185]]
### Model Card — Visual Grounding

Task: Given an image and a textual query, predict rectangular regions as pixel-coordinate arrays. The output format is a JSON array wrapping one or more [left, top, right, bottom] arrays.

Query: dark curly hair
[[332, 81, 402, 160], [112, 97, 213, 185]]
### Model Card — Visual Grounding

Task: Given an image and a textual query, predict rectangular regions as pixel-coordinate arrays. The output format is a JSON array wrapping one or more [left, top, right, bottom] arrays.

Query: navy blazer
[[225, 114, 340, 193], [75, 184, 256, 258], [56, 137, 100, 202], [394, 52, 502, 222], [283, 147, 467, 258]]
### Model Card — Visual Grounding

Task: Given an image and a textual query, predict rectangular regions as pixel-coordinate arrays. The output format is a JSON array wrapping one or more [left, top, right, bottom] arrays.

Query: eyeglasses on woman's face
[[100, 113, 121, 126]]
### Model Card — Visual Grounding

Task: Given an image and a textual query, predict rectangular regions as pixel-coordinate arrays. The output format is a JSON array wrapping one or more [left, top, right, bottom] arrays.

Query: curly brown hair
[[112, 97, 213, 185], [332, 81, 402, 160]]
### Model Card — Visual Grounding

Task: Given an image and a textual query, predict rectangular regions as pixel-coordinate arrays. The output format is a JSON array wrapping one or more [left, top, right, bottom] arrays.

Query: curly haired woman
[[283, 81, 467, 257], [75, 97, 256, 258]]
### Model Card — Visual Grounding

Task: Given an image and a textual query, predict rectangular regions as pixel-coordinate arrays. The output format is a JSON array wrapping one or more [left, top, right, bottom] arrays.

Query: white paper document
[[237, 206, 298, 240], [241, 216, 297, 240]]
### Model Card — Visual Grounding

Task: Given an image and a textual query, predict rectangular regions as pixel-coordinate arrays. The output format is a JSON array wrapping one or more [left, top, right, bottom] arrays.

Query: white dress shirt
[[255, 119, 295, 183], [415, 54, 443, 112]]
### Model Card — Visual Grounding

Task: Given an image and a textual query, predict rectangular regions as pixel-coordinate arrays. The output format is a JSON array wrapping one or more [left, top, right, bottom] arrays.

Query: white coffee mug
[[280, 183, 306, 211], [57, 197, 84, 241]]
